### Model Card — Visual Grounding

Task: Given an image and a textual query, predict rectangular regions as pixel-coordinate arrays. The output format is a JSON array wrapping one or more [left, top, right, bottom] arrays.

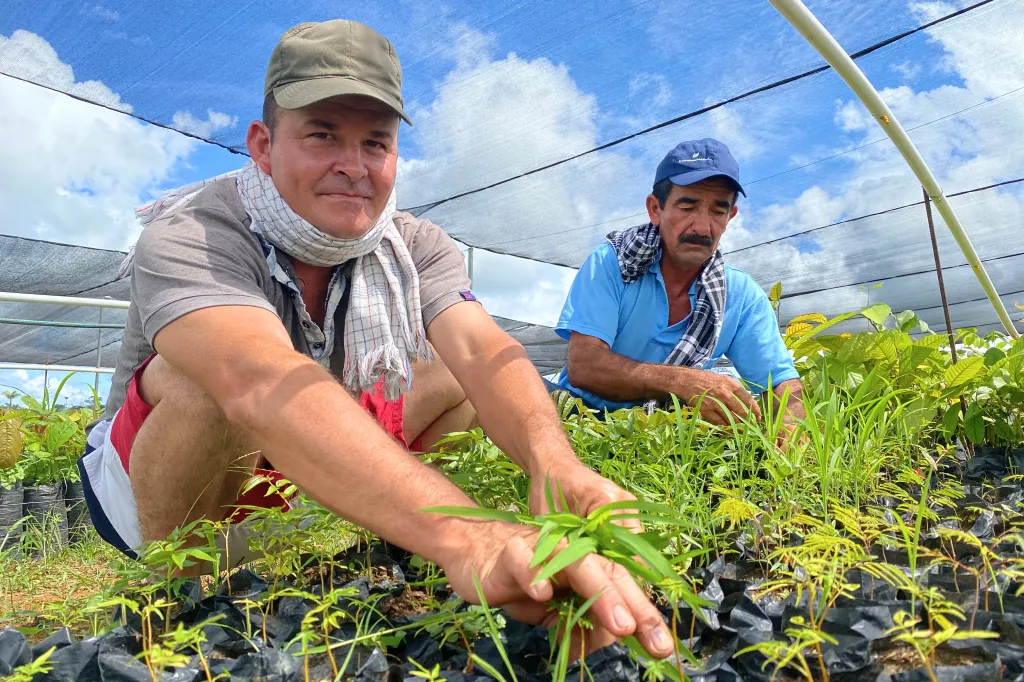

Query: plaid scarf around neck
[[606, 223, 727, 371], [124, 161, 430, 401]]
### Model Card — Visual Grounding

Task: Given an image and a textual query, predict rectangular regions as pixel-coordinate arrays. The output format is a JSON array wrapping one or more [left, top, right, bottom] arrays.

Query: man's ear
[[646, 194, 662, 226], [729, 204, 739, 220], [246, 120, 273, 175]]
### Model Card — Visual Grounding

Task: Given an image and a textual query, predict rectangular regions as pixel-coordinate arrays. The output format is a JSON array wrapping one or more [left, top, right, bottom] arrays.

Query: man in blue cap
[[550, 138, 804, 435]]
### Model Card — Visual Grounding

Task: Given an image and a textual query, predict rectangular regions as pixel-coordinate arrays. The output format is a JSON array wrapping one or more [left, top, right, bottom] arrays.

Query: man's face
[[646, 179, 739, 270], [247, 95, 399, 239]]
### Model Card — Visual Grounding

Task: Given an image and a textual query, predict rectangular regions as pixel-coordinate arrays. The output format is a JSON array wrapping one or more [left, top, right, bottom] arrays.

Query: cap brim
[[274, 77, 412, 125], [668, 170, 746, 197]]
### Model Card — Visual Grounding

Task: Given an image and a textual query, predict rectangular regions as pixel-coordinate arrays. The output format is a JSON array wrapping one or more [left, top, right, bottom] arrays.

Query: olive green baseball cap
[[265, 20, 412, 125]]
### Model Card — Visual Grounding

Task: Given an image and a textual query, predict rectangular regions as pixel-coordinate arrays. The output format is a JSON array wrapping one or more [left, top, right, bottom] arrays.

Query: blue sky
[[1, 0, 1022, 404]]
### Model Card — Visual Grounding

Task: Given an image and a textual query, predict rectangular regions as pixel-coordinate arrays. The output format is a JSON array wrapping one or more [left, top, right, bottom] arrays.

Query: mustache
[[678, 234, 714, 247]]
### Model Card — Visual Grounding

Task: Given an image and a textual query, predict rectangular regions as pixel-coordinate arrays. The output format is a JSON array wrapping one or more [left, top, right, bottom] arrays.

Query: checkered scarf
[[606, 223, 727, 370], [125, 161, 430, 400]]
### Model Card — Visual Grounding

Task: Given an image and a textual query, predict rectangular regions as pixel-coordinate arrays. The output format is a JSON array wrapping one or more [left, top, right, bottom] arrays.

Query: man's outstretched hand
[[438, 519, 674, 660], [528, 459, 644, 534]]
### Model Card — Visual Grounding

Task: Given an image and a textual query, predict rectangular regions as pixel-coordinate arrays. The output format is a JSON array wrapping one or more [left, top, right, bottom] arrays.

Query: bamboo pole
[[769, 0, 1019, 338]]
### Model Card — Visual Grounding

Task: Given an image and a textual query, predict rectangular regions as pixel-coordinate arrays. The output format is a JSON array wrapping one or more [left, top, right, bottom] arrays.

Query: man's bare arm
[[566, 332, 760, 424], [152, 305, 482, 564], [774, 378, 806, 422], [426, 303, 578, 476]]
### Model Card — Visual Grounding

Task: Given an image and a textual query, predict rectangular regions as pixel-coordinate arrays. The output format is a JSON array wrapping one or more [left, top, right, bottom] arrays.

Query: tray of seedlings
[[1, 306, 1023, 682]]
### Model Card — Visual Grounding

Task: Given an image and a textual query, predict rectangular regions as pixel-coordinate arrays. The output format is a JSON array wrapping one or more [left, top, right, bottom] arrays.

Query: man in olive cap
[[79, 20, 673, 659]]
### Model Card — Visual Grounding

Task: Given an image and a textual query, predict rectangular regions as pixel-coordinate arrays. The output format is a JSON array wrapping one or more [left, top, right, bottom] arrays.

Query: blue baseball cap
[[654, 138, 746, 197]]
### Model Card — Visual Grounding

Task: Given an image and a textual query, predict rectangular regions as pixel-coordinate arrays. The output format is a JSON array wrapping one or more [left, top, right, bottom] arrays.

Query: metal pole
[[924, 189, 959, 360], [467, 247, 475, 288], [769, 0, 1019, 339], [0, 363, 115, 374], [925, 188, 973, 456], [95, 308, 104, 393], [0, 291, 129, 309]]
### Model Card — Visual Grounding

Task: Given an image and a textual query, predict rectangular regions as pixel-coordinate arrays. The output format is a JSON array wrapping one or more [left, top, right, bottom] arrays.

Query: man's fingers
[[503, 533, 555, 602], [564, 555, 674, 659], [735, 388, 762, 421], [603, 558, 675, 657]]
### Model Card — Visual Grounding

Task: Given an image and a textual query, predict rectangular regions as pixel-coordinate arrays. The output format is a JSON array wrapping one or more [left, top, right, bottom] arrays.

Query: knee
[[413, 355, 466, 410], [138, 355, 226, 421]]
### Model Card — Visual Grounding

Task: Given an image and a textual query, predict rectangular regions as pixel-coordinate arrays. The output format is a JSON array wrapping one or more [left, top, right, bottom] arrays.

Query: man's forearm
[[568, 340, 692, 403], [774, 378, 805, 422], [454, 333, 579, 476], [221, 349, 482, 565]]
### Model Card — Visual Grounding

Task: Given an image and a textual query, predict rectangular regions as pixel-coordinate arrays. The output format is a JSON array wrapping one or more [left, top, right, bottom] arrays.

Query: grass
[[0, 527, 122, 639]]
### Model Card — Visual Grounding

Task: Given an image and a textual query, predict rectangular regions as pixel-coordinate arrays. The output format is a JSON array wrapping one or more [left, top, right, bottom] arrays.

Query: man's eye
[[310, 132, 331, 140], [364, 140, 384, 149]]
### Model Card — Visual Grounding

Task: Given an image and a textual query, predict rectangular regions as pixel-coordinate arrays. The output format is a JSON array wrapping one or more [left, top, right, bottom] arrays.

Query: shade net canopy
[[1, 0, 1022, 369], [0, 234, 569, 372]]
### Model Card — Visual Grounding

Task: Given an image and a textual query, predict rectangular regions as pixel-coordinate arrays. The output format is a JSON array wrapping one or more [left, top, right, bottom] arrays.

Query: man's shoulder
[[723, 265, 766, 298], [135, 177, 260, 258], [392, 211, 459, 256]]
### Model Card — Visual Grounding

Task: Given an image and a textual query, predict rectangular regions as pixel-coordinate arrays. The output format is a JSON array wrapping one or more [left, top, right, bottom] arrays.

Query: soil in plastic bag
[[62, 479, 92, 543], [0, 481, 24, 560], [22, 482, 69, 554]]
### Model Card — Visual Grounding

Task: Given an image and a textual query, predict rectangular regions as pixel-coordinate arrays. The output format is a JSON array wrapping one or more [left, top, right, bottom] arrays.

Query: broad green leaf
[[789, 312, 828, 325], [792, 311, 857, 343], [769, 281, 783, 303], [45, 421, 78, 452], [785, 322, 813, 337], [964, 403, 986, 443], [894, 310, 918, 333], [943, 356, 985, 388], [534, 537, 597, 584], [0, 418, 23, 470], [912, 334, 946, 349], [861, 303, 892, 326], [984, 347, 1006, 367], [941, 404, 961, 438]]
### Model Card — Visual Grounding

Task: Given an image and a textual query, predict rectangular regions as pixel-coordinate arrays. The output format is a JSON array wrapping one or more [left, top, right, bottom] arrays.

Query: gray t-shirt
[[104, 177, 470, 418]]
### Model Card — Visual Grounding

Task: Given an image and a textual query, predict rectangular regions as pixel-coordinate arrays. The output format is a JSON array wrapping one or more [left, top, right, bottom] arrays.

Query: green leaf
[[534, 537, 597, 584], [984, 347, 1006, 367], [944, 356, 986, 388], [895, 310, 918, 333], [964, 403, 986, 443], [941, 404, 961, 438], [605, 523, 676, 579], [769, 282, 783, 303], [912, 334, 946, 349], [861, 303, 892, 326], [530, 527, 567, 568], [45, 421, 78, 452]]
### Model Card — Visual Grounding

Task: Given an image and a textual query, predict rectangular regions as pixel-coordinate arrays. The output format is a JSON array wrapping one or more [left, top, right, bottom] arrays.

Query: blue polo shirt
[[554, 242, 798, 411]]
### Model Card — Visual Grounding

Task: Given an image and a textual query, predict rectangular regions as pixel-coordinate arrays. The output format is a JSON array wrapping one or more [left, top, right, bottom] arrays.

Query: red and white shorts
[[78, 355, 420, 559]]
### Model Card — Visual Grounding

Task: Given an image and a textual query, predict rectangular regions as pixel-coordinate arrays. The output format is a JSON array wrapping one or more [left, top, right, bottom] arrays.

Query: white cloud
[[628, 73, 673, 110], [0, 30, 220, 251], [398, 25, 647, 321], [0, 29, 131, 112], [171, 109, 238, 140], [892, 60, 923, 82], [80, 3, 121, 22]]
